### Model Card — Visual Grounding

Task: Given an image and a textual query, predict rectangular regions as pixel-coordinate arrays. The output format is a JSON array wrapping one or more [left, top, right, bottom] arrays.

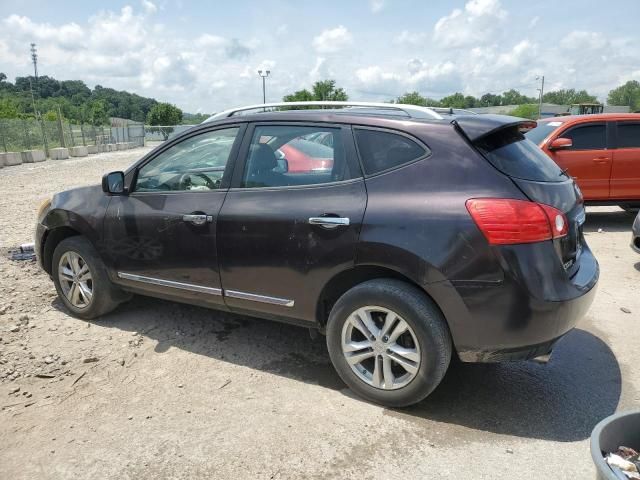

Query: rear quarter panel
[[356, 122, 528, 345]]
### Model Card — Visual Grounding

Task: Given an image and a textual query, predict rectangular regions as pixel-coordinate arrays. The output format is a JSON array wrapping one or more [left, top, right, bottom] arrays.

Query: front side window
[[354, 128, 427, 175], [136, 127, 239, 192], [241, 125, 352, 188], [561, 124, 606, 150]]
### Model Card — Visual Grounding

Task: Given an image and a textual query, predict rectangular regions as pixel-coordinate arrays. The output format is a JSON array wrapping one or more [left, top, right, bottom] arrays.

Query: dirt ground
[[0, 148, 638, 479]]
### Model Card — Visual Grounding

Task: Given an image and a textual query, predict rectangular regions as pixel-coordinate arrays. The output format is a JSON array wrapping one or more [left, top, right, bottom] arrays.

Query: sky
[[0, 0, 638, 113]]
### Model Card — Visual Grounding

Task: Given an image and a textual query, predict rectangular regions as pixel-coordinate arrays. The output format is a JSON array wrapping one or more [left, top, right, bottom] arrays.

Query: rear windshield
[[476, 126, 565, 182], [524, 121, 564, 145]]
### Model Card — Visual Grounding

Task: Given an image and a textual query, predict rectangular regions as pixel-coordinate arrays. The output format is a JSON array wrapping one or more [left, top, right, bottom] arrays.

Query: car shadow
[[76, 295, 624, 443], [583, 209, 635, 233]]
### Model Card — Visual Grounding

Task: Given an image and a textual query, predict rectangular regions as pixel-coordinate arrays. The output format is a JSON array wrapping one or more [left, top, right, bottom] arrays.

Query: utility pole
[[536, 75, 545, 119], [30, 43, 38, 80], [258, 70, 270, 104]]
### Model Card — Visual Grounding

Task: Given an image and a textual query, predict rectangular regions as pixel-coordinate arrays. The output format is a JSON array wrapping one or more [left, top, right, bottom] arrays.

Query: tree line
[[282, 79, 640, 114]]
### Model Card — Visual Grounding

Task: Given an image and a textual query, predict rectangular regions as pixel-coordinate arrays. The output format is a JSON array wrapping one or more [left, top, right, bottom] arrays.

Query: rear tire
[[326, 279, 452, 407], [620, 204, 640, 214], [52, 236, 127, 320]]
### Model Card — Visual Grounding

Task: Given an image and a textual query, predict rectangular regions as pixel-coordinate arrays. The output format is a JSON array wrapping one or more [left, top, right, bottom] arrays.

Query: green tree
[[508, 103, 539, 119], [440, 92, 467, 108], [394, 91, 440, 106], [480, 93, 502, 106], [89, 100, 109, 126], [501, 89, 536, 105], [543, 88, 597, 105], [607, 80, 640, 112], [147, 102, 183, 140], [283, 80, 348, 103], [0, 97, 18, 118]]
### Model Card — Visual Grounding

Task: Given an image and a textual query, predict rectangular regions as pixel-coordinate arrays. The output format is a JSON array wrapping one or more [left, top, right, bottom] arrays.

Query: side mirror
[[275, 158, 289, 173], [549, 138, 573, 150], [102, 171, 125, 194]]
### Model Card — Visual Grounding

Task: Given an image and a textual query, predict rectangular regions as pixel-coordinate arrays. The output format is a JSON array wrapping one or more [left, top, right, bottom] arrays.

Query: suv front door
[[549, 122, 611, 200], [103, 125, 244, 306], [217, 123, 366, 322]]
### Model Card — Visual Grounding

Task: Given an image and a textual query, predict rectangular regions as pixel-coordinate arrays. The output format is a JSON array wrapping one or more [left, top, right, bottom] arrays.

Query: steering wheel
[[178, 172, 217, 190]]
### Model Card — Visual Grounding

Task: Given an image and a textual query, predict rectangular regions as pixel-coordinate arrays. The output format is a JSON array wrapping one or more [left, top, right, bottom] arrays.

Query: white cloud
[[370, 0, 385, 13], [434, 0, 507, 48], [394, 30, 428, 46], [312, 26, 352, 53], [528, 16, 540, 29], [141, 0, 157, 14]]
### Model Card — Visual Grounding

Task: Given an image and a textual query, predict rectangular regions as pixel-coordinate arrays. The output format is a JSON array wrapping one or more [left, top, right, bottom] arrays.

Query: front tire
[[52, 236, 126, 319], [326, 279, 452, 407]]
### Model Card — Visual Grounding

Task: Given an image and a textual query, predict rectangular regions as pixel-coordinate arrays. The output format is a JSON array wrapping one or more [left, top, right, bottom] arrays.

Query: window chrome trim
[[225, 290, 294, 307], [117, 272, 222, 296]]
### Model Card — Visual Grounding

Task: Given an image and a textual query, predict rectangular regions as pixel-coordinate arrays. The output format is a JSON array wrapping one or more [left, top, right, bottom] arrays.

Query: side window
[[617, 123, 640, 148], [354, 128, 428, 175], [241, 125, 352, 188], [561, 124, 606, 150], [135, 127, 239, 192]]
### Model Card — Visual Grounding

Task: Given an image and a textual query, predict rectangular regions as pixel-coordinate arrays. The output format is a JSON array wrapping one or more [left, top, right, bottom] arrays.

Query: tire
[[619, 204, 640, 214], [326, 279, 452, 407], [52, 236, 127, 319]]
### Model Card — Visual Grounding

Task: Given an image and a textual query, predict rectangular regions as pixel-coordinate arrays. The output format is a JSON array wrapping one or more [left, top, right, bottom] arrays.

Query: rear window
[[476, 126, 565, 182], [617, 123, 640, 148], [524, 121, 564, 145], [354, 128, 428, 175]]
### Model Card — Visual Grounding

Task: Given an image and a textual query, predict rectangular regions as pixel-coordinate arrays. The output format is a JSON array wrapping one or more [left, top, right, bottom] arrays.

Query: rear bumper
[[429, 241, 599, 363]]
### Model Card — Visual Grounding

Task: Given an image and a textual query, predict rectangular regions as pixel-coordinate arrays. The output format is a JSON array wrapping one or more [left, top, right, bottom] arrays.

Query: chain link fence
[[0, 116, 145, 155]]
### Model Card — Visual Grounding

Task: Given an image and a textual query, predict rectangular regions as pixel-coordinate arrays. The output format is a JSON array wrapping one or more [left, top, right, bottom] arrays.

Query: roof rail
[[205, 101, 444, 122]]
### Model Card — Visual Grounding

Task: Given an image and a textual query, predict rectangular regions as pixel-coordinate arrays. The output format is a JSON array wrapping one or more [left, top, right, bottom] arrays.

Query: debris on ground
[[8, 243, 36, 261], [621, 307, 632, 314], [605, 446, 640, 479]]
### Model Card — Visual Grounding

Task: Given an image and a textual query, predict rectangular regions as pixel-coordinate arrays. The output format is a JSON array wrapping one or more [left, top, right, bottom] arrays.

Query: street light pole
[[258, 70, 270, 104], [536, 75, 545, 119]]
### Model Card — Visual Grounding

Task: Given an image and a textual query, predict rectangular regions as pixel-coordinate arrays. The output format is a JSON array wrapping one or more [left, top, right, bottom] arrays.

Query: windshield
[[477, 126, 566, 182], [525, 121, 565, 145]]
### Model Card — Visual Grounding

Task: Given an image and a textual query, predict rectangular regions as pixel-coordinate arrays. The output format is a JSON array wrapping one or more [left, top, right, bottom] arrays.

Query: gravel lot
[[1, 148, 639, 479]]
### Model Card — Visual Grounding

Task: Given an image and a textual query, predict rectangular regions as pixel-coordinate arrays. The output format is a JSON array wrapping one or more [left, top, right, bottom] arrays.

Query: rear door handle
[[592, 157, 609, 163], [308, 217, 350, 229], [182, 214, 213, 226]]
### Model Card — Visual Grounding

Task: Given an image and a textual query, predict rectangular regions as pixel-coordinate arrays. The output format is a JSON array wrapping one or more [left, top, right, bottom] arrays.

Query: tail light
[[466, 198, 568, 245]]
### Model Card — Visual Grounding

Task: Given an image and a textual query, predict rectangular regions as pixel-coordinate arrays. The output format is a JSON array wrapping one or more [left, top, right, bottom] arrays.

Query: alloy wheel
[[341, 306, 421, 390], [58, 251, 93, 309]]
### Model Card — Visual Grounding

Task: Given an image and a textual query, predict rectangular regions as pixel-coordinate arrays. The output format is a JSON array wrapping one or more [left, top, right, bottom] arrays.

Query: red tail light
[[466, 198, 568, 245]]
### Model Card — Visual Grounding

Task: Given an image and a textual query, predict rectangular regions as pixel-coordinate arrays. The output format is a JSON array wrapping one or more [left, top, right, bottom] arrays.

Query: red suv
[[526, 113, 640, 211]]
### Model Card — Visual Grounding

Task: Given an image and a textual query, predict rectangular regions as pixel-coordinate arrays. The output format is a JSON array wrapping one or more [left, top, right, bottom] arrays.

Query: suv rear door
[[547, 122, 611, 200], [216, 122, 366, 322], [611, 121, 640, 200]]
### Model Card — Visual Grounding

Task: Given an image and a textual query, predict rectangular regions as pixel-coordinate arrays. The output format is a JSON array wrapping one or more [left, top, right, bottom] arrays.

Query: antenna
[[30, 43, 38, 80]]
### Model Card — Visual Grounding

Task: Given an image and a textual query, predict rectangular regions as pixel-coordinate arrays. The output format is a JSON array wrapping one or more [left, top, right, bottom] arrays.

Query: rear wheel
[[52, 236, 127, 319], [620, 204, 640, 214], [326, 279, 452, 407]]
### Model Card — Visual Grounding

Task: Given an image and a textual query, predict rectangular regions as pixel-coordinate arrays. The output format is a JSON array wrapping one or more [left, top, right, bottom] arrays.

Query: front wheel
[[52, 236, 127, 319], [326, 279, 452, 407]]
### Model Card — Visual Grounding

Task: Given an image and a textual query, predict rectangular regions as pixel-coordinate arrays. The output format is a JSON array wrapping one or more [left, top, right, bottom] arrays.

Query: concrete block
[[50, 148, 69, 160], [69, 146, 88, 157], [87, 145, 99, 154], [98, 144, 107, 153], [0, 152, 23, 166], [116, 143, 128, 151], [21, 150, 46, 163], [108, 144, 116, 151]]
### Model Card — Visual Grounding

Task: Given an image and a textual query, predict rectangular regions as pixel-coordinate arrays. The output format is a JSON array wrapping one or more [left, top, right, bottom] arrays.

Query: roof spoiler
[[452, 114, 537, 142]]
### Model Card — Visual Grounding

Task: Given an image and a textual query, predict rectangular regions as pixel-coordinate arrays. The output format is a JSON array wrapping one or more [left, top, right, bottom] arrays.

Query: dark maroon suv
[[35, 101, 598, 407]]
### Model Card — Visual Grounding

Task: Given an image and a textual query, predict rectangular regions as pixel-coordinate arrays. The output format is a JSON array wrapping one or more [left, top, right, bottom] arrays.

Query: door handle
[[182, 214, 213, 226], [308, 217, 350, 229], [592, 157, 609, 163]]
